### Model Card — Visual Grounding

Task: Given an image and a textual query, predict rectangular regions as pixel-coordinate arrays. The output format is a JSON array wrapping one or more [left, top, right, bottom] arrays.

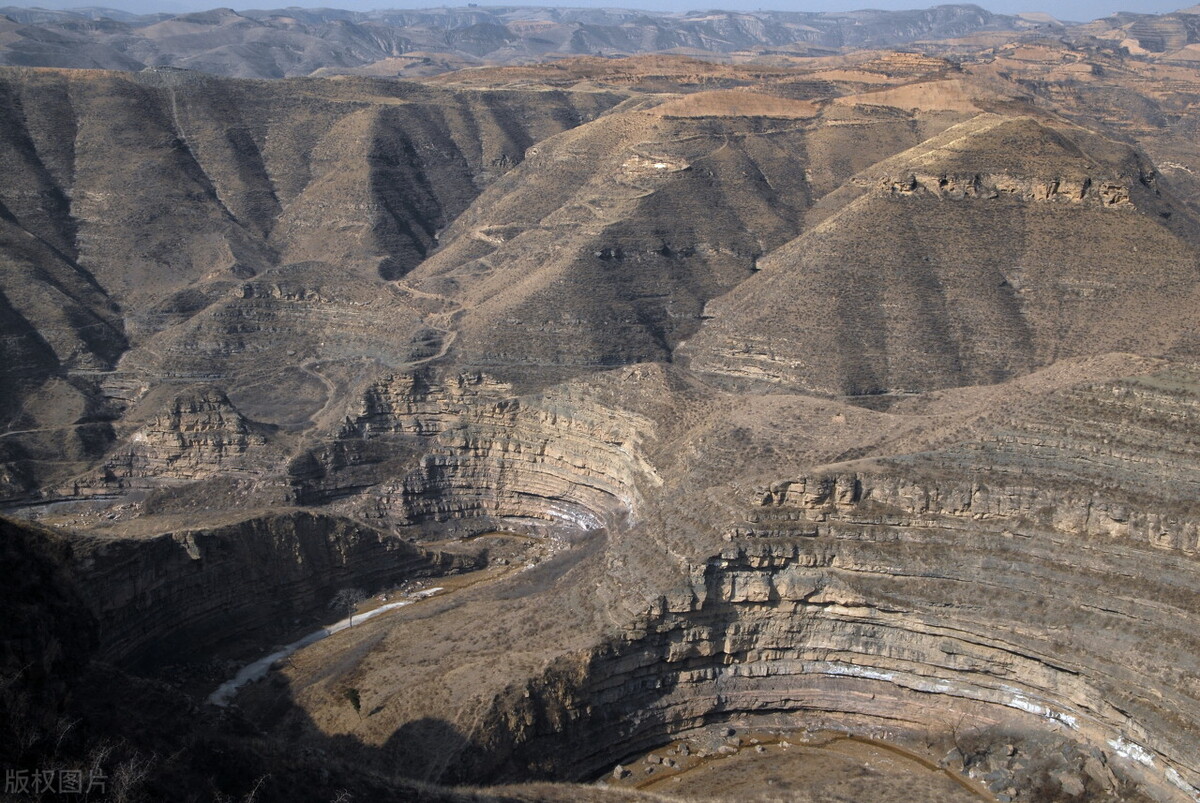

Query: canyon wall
[[450, 519, 1200, 802], [70, 510, 474, 669], [295, 371, 658, 532], [335, 442, 1200, 802]]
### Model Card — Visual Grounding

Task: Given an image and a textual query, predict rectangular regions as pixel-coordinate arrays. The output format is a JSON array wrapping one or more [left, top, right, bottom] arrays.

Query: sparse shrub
[[343, 687, 362, 717]]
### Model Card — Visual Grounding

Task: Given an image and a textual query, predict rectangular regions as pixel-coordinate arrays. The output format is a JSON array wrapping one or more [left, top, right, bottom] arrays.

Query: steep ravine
[[245, 369, 1200, 802], [69, 510, 476, 670], [11, 398, 1200, 802]]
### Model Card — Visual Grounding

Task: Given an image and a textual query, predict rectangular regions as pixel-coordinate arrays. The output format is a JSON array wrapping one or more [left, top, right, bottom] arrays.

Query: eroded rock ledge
[[748, 471, 1200, 555], [100, 390, 271, 485], [878, 172, 1139, 205], [294, 371, 658, 532], [436, 530, 1199, 802]]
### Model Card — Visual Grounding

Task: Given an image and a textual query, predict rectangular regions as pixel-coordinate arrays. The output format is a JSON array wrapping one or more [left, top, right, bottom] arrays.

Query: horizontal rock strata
[[456, 530, 1200, 802], [295, 371, 657, 531]]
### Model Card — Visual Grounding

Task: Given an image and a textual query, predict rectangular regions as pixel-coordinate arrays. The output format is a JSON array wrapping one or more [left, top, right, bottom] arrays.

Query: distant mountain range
[[0, 4, 1063, 77]]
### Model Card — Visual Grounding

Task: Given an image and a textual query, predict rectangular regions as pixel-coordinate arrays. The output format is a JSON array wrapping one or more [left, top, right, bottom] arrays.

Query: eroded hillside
[[3, 31, 1200, 803], [0, 5, 1040, 78]]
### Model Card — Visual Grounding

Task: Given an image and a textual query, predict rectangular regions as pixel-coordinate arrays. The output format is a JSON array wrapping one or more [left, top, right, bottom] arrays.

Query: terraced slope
[[0, 66, 621, 492], [681, 114, 1200, 395], [407, 92, 987, 380]]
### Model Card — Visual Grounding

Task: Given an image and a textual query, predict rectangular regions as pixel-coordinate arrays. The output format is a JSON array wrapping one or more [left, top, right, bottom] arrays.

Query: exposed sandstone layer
[[393, 486, 1196, 801], [470, 532, 1198, 803], [293, 370, 657, 532], [890, 368, 1200, 505], [222, 363, 1200, 803], [98, 389, 272, 485]]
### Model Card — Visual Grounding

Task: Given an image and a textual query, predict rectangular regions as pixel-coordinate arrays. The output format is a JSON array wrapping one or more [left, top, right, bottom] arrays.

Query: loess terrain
[[3, 8, 1200, 803], [0, 5, 1041, 79]]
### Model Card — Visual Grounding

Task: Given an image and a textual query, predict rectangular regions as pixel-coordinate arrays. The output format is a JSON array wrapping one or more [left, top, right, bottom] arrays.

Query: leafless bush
[[109, 752, 155, 803]]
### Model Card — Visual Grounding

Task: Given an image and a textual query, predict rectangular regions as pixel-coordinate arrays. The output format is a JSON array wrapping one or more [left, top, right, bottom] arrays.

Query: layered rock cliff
[[246, 363, 1200, 803], [70, 510, 474, 669], [434, 523, 1200, 802], [293, 370, 657, 533], [99, 389, 271, 485]]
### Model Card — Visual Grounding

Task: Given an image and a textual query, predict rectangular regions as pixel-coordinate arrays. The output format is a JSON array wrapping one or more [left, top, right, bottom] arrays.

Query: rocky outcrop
[[388, 394, 654, 529], [297, 371, 657, 532], [331, 366, 1200, 801], [736, 369, 1200, 555], [881, 172, 1136, 205], [71, 510, 475, 669], [100, 389, 270, 485], [1128, 17, 1192, 53], [351, 372, 515, 438], [747, 471, 1200, 554], [444, 533, 1200, 802]]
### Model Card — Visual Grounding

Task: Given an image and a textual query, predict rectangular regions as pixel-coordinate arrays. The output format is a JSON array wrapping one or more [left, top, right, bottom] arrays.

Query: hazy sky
[[5, 0, 1191, 24]]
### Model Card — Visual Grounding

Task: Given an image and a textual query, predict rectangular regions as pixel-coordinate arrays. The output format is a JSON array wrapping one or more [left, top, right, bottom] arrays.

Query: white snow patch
[[822, 664, 895, 682], [1005, 693, 1078, 729], [1108, 736, 1155, 767], [1165, 767, 1200, 802]]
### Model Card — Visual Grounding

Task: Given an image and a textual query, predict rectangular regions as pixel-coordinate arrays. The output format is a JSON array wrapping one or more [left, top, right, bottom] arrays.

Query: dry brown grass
[[648, 90, 819, 118], [832, 78, 987, 112]]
